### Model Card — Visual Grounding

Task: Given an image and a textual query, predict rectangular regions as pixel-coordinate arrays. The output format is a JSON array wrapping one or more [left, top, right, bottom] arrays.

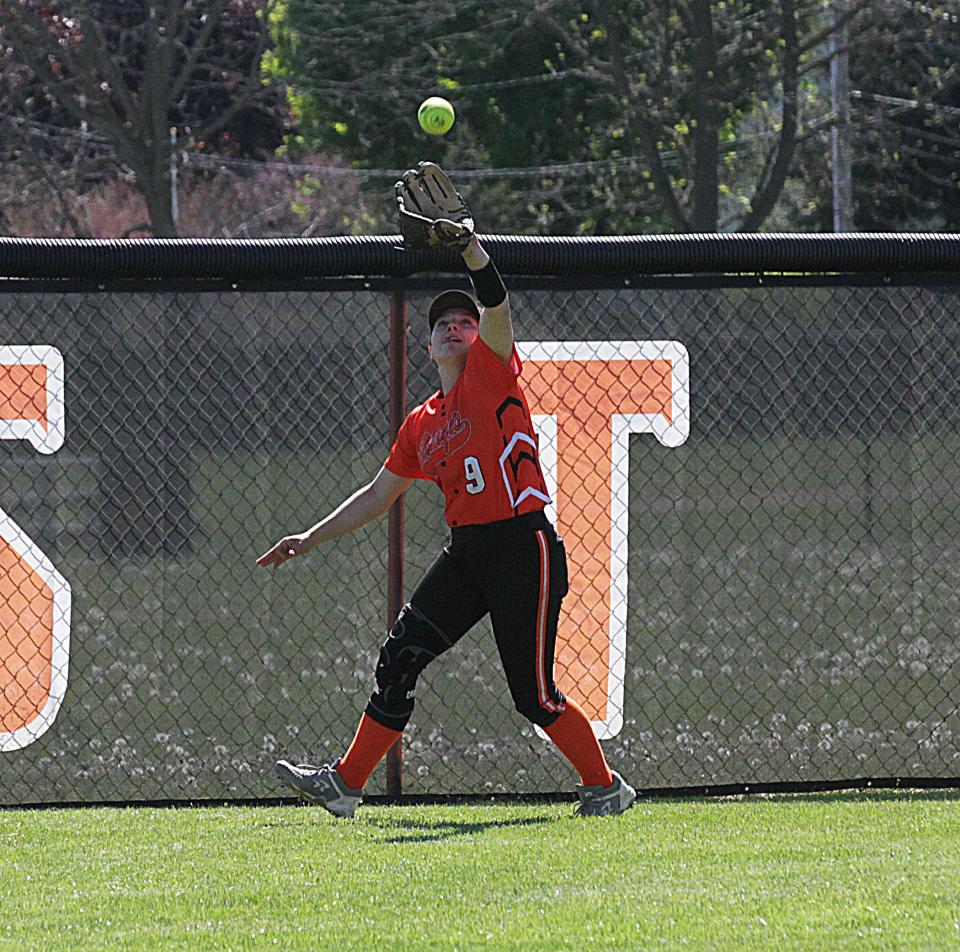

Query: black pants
[[365, 511, 569, 731]]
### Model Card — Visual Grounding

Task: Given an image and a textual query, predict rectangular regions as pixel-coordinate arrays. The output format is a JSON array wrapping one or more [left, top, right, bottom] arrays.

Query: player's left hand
[[396, 162, 475, 250], [255, 533, 311, 569]]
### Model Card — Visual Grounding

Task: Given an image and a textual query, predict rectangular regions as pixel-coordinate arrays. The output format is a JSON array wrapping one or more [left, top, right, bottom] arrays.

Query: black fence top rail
[[1, 233, 959, 281]]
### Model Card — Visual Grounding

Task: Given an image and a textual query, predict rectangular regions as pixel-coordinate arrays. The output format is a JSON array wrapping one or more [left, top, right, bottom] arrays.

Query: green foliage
[[263, 1, 611, 233], [264, 0, 875, 234]]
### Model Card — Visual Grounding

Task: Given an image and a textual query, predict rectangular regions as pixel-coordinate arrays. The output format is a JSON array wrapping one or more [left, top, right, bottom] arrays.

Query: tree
[[0, 0, 281, 235], [561, 0, 810, 232], [263, 0, 593, 232], [263, 0, 869, 234], [791, 0, 960, 232]]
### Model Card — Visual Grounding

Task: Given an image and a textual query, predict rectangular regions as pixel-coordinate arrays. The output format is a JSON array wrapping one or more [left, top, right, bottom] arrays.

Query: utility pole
[[830, 0, 853, 231], [169, 127, 180, 233], [831, 0, 874, 541]]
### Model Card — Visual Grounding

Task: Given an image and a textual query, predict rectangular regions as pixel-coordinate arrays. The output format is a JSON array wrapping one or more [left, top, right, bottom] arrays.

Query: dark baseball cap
[[427, 290, 481, 331]]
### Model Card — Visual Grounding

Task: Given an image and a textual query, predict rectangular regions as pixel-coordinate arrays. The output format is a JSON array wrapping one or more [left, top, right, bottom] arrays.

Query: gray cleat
[[575, 771, 637, 816], [275, 758, 364, 817]]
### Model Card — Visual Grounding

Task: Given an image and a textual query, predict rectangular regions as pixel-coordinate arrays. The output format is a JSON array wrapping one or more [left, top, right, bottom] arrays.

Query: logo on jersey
[[418, 409, 472, 472]]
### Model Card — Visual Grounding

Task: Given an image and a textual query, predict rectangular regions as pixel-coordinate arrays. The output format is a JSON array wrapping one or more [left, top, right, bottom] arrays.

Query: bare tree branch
[[0, 0, 276, 235], [739, 0, 800, 231], [592, 0, 690, 230]]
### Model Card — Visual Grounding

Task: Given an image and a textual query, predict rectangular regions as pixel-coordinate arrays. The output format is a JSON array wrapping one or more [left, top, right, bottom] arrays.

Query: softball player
[[257, 164, 635, 818]]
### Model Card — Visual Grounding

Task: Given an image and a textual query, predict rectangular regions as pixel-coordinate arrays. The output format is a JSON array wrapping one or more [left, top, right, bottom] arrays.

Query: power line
[[0, 110, 824, 181], [851, 89, 960, 119], [0, 112, 110, 144], [877, 116, 960, 152], [5, 111, 652, 180], [862, 119, 960, 171], [7, 88, 958, 181], [186, 150, 662, 180], [897, 142, 960, 168], [186, 123, 800, 180], [434, 67, 595, 93], [0, 112, 117, 157]]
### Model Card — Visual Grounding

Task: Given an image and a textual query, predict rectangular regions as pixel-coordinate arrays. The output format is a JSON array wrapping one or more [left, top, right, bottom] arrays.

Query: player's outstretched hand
[[256, 533, 311, 569]]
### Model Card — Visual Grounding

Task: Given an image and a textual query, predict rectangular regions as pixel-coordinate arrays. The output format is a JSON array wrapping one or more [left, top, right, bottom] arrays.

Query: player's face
[[430, 310, 480, 364]]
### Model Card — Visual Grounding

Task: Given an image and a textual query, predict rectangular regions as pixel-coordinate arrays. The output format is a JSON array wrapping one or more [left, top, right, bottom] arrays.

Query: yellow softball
[[418, 97, 455, 136]]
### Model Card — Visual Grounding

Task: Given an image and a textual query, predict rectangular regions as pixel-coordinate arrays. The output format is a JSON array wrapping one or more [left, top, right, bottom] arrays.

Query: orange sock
[[336, 713, 402, 790], [543, 698, 614, 787]]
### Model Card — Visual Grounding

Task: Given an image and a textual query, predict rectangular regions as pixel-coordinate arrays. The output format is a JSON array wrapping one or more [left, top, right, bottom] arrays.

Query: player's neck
[[436, 357, 466, 395]]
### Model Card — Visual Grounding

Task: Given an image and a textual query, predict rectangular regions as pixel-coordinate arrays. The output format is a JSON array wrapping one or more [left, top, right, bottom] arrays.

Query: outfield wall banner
[[1, 258, 960, 804], [0, 346, 70, 753], [520, 340, 690, 739]]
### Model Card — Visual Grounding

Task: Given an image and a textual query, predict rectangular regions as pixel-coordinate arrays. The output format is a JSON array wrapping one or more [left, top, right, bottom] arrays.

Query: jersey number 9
[[464, 456, 485, 494]]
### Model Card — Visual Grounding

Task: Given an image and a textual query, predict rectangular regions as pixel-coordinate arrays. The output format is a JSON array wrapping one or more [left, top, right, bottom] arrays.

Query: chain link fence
[[1, 257, 959, 804]]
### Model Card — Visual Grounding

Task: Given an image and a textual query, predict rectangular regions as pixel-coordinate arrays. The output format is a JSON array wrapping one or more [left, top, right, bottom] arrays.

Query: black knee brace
[[364, 603, 451, 732]]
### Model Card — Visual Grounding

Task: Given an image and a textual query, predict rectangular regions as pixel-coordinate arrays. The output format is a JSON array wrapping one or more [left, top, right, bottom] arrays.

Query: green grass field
[[2, 790, 959, 951]]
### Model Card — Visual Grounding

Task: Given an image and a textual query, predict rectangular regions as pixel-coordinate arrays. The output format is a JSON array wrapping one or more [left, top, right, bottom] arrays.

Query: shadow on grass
[[367, 814, 557, 844]]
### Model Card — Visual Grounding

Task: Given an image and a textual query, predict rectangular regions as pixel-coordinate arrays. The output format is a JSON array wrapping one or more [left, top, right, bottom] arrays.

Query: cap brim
[[428, 290, 481, 330]]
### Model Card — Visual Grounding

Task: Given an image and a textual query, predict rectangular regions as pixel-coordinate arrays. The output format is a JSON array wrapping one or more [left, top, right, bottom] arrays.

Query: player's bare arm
[[462, 236, 513, 363], [256, 466, 413, 569]]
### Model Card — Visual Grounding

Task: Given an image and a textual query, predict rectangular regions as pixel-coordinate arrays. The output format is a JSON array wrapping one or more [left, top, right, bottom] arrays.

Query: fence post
[[385, 289, 407, 795]]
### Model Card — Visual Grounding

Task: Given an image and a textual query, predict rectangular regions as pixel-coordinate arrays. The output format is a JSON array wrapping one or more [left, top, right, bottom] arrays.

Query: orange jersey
[[385, 337, 551, 527]]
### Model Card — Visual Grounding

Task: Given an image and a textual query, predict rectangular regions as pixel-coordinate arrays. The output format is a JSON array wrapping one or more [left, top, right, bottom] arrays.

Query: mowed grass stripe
[[1, 790, 958, 951]]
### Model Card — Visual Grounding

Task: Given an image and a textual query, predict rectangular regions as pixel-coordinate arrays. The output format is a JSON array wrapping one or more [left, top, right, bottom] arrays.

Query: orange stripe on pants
[[534, 529, 559, 714]]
